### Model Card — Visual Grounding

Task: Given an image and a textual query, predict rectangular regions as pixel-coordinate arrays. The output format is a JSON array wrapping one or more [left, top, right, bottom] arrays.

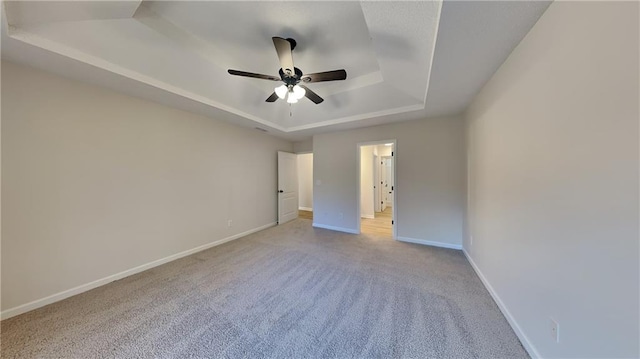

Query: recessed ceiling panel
[[144, 1, 381, 84], [361, 1, 441, 102]]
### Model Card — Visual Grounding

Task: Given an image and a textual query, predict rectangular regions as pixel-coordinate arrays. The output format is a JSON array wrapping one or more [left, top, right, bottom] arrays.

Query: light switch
[[315, 179, 322, 186]]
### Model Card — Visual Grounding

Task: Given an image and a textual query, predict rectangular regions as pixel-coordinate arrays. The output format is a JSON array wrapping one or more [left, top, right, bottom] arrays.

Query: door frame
[[356, 140, 397, 239]]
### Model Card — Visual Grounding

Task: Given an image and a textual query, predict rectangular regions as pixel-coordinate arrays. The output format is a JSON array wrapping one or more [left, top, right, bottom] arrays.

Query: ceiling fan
[[227, 37, 347, 104]]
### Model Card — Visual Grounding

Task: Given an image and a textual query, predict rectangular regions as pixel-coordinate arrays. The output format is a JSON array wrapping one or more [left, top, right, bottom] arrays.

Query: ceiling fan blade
[[300, 85, 324, 104], [265, 92, 279, 102], [228, 69, 281, 81], [272, 37, 295, 76], [301, 69, 347, 83]]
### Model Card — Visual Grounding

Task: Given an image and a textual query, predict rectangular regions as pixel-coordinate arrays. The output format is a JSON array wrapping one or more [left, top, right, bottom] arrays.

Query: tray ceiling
[[1, 1, 551, 141]]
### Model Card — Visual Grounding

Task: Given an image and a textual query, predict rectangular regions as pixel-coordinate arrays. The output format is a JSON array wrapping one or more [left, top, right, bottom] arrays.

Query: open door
[[383, 156, 394, 207], [278, 151, 298, 224], [380, 158, 387, 212], [373, 154, 380, 212]]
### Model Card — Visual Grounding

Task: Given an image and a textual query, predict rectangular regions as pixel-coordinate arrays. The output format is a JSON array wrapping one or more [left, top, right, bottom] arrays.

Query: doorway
[[297, 153, 313, 220], [358, 141, 396, 238]]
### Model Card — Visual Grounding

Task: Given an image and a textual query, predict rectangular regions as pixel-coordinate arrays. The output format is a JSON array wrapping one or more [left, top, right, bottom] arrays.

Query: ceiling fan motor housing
[[279, 67, 303, 86]]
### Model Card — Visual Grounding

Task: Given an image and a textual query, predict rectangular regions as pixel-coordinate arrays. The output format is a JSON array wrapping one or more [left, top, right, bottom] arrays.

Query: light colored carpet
[[1, 218, 528, 358]]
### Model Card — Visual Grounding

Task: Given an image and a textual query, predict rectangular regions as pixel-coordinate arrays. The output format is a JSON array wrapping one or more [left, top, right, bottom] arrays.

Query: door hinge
[[391, 186, 394, 191], [392, 220, 394, 225], [392, 151, 394, 156]]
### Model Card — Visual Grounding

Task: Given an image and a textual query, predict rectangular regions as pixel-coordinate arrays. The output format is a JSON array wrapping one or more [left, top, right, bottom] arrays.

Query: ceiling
[[1, 1, 551, 142]]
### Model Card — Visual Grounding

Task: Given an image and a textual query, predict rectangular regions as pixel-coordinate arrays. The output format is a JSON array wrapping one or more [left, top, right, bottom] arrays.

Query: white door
[[380, 158, 387, 212], [373, 154, 380, 212], [278, 151, 299, 224], [384, 156, 394, 207]]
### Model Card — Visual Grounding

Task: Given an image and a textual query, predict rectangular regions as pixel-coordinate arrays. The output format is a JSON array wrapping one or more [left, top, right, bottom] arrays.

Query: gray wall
[[1, 61, 293, 316], [465, 1, 639, 357], [293, 139, 313, 154], [313, 117, 466, 248]]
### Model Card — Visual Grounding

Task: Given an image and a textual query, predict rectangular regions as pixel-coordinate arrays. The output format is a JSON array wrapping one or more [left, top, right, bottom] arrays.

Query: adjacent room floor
[[298, 209, 313, 220], [1, 217, 527, 358], [301, 208, 394, 238], [361, 207, 393, 238]]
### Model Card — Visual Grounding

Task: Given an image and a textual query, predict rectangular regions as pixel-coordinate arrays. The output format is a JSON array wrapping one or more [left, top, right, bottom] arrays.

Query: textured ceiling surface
[[1, 1, 551, 141]]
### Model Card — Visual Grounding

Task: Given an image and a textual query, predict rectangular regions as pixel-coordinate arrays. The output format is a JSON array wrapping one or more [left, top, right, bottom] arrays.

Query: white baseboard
[[0, 222, 276, 320], [298, 207, 313, 211], [361, 214, 375, 219], [312, 223, 359, 234], [462, 249, 540, 358], [396, 236, 462, 250]]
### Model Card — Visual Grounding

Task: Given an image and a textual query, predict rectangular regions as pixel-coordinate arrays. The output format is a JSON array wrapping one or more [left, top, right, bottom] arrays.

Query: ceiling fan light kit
[[228, 37, 347, 105], [274, 84, 306, 104], [286, 96, 297, 104], [275, 84, 288, 99]]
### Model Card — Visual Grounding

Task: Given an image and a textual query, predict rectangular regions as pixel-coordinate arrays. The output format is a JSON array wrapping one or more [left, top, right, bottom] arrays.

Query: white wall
[[1, 61, 293, 316], [359, 146, 375, 219], [465, 2, 639, 358], [297, 153, 313, 211], [293, 139, 313, 153], [313, 116, 465, 248]]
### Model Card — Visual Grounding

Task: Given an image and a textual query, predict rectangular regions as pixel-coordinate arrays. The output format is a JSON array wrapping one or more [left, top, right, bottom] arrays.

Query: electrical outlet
[[227, 220, 232, 227], [550, 318, 559, 343]]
